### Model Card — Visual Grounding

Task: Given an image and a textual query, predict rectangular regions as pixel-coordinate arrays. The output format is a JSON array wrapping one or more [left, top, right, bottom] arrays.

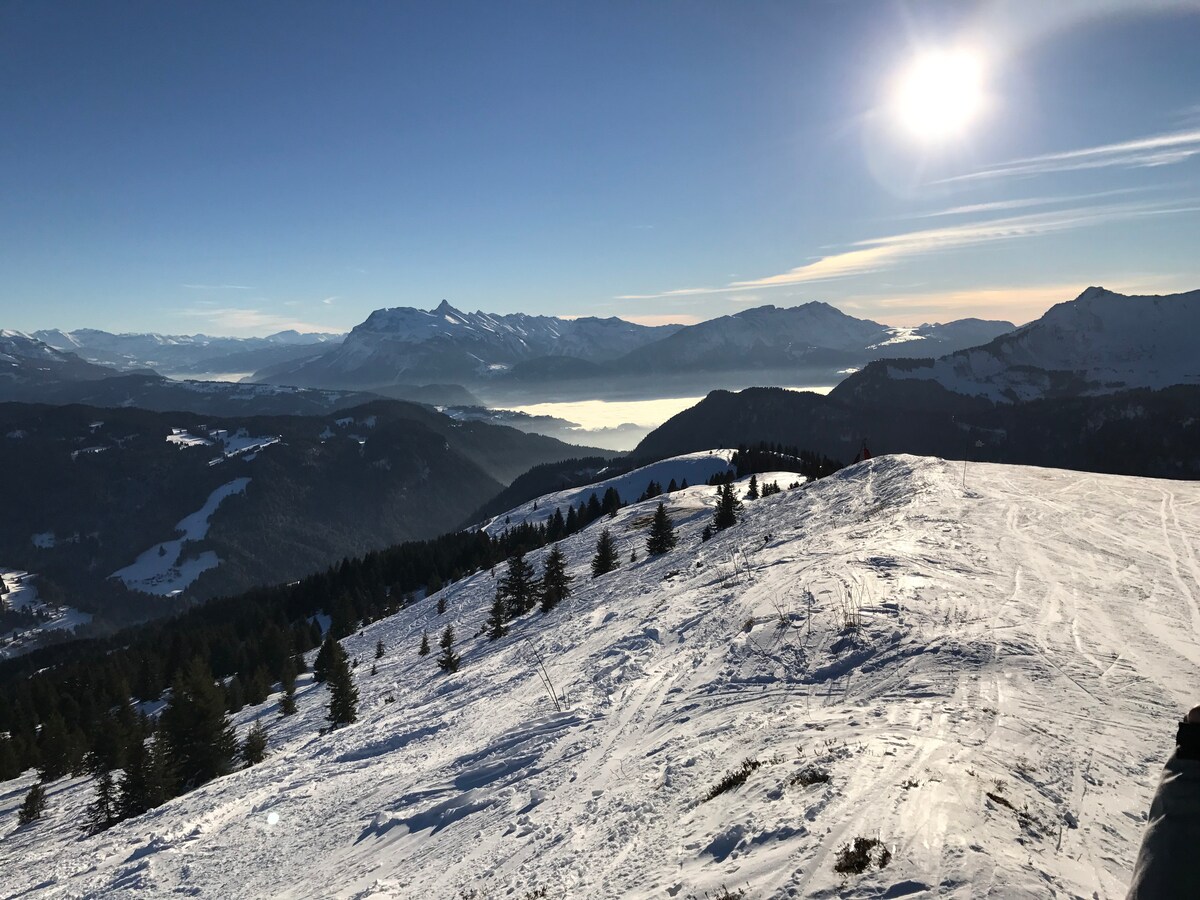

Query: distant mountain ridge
[[834, 287, 1200, 406], [33, 327, 343, 377], [254, 300, 683, 388], [248, 299, 1015, 397], [0, 330, 114, 385]]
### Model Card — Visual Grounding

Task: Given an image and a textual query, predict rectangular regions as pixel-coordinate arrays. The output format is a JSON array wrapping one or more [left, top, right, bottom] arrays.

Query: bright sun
[[892, 48, 986, 142]]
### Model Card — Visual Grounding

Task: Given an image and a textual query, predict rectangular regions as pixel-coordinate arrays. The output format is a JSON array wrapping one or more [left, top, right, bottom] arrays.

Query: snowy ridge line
[[3, 455, 1199, 898]]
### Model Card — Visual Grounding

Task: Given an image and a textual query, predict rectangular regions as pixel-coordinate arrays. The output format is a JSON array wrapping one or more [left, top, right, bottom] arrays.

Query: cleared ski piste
[[3, 455, 1198, 898]]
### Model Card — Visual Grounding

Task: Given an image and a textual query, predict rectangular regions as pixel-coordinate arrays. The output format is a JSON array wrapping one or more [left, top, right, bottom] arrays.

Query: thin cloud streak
[[938, 128, 1200, 183], [917, 187, 1144, 218], [180, 306, 333, 335], [180, 283, 254, 291], [616, 199, 1200, 301]]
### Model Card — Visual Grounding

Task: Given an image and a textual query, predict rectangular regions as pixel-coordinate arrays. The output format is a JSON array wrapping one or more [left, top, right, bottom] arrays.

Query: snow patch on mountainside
[[4, 457, 1199, 898], [111, 478, 251, 596]]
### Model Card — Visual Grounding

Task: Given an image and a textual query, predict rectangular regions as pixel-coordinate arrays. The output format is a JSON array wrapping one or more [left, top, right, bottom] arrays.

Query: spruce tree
[[313, 634, 335, 683], [437, 625, 460, 673], [496, 552, 538, 617], [712, 483, 742, 531], [591, 528, 619, 578], [242, 720, 268, 765], [602, 487, 622, 518], [17, 782, 46, 826], [159, 658, 237, 794], [539, 545, 574, 614], [418, 630, 431, 656], [485, 593, 509, 640], [37, 712, 70, 782], [84, 769, 119, 834], [278, 661, 298, 717], [324, 640, 359, 729], [118, 733, 169, 820], [746, 475, 759, 500], [375, 639, 385, 660], [646, 502, 677, 555]]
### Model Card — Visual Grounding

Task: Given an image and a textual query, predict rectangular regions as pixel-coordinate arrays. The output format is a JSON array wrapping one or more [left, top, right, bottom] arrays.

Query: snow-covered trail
[[3, 456, 1199, 899]]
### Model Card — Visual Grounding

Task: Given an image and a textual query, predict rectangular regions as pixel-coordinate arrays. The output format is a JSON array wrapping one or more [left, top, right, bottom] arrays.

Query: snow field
[[2, 455, 1199, 898]]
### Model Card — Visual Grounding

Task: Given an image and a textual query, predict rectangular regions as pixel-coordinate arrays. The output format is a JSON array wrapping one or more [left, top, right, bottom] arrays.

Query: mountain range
[[33, 328, 342, 377], [249, 300, 1015, 400]]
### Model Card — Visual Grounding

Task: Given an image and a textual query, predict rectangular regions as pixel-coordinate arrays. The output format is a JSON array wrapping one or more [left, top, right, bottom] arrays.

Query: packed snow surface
[[110, 478, 251, 596], [5, 456, 1200, 899]]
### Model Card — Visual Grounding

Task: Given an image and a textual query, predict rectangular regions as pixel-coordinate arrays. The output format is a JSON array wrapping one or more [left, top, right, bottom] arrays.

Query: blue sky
[[3, 0, 1200, 336]]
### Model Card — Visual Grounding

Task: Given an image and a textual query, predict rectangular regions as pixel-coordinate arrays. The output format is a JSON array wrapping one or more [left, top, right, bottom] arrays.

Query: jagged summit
[[2, 454, 1193, 898]]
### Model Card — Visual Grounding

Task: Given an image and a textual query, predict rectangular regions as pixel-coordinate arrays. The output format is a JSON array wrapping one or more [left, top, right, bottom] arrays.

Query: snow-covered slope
[[867, 287, 1200, 402], [480, 449, 740, 533], [4, 455, 1199, 899]]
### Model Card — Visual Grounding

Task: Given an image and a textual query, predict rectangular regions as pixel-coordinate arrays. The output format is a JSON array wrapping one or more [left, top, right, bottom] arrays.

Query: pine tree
[[602, 487, 622, 518], [680, 478, 689, 490], [437, 625, 460, 673], [313, 635, 334, 684], [84, 769, 119, 834], [712, 483, 742, 531], [324, 640, 359, 729], [278, 661, 298, 717], [17, 782, 46, 826], [242, 720, 268, 765], [591, 528, 619, 578], [495, 552, 538, 618], [646, 502, 678, 555], [37, 712, 70, 782], [159, 658, 237, 794], [539, 545, 574, 614], [418, 630, 431, 656], [701, 524, 713, 542], [746, 475, 759, 500], [565, 505, 579, 534], [224, 675, 246, 713], [374, 639, 385, 659], [119, 733, 169, 820], [436, 594, 447, 615], [485, 593, 509, 640], [667, 478, 678, 493], [0, 735, 18, 782]]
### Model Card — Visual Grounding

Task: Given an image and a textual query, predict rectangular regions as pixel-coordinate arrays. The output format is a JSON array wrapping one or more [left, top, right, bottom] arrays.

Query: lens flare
[[892, 48, 986, 142]]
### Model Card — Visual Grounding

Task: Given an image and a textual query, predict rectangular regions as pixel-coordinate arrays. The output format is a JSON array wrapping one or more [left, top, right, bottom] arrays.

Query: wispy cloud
[[916, 187, 1143, 218], [321, 296, 339, 305], [180, 307, 333, 335], [938, 128, 1200, 183], [616, 199, 1200, 301], [180, 283, 254, 291]]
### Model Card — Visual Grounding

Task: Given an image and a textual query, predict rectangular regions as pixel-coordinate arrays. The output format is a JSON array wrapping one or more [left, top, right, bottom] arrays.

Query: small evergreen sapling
[[746, 474, 759, 500], [242, 720, 268, 765], [437, 625, 460, 673], [375, 639, 385, 659], [17, 782, 46, 826], [278, 662, 298, 717], [418, 630, 431, 656]]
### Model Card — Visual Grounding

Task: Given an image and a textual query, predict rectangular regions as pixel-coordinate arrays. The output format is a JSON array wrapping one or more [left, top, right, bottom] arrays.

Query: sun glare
[[892, 48, 986, 142]]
